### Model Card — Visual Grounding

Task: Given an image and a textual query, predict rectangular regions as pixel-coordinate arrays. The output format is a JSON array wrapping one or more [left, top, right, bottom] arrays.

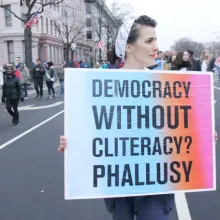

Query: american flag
[[95, 40, 106, 51], [24, 12, 41, 29]]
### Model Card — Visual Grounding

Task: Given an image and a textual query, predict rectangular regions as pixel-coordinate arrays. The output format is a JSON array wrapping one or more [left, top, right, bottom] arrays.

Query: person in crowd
[[215, 57, 220, 81], [58, 15, 176, 220], [167, 54, 176, 70], [19, 62, 29, 99], [108, 48, 120, 69], [44, 61, 56, 99], [80, 59, 90, 68], [33, 59, 45, 99], [57, 64, 65, 95], [154, 51, 164, 70], [1, 65, 24, 126], [95, 62, 102, 69], [173, 51, 192, 71], [199, 50, 216, 72], [187, 50, 200, 71], [14, 67, 20, 78]]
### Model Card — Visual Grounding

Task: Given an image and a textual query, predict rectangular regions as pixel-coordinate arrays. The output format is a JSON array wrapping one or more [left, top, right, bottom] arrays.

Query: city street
[[0, 83, 219, 220]]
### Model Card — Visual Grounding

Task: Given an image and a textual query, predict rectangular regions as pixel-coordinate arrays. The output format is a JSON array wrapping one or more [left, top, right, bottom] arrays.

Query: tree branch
[[0, 5, 25, 22]]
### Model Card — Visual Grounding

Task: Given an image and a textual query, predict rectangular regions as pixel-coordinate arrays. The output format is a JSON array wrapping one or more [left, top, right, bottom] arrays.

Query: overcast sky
[[107, 0, 220, 51]]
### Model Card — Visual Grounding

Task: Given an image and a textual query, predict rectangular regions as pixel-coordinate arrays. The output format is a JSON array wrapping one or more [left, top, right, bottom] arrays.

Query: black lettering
[[92, 138, 103, 157], [108, 165, 119, 187], [114, 138, 119, 156], [135, 164, 144, 185], [182, 161, 193, 182], [123, 106, 136, 129], [122, 164, 133, 186], [152, 105, 164, 129], [93, 165, 105, 187], [157, 163, 168, 184], [114, 80, 129, 97], [142, 80, 151, 98], [141, 137, 151, 155], [130, 137, 139, 156], [174, 136, 183, 154], [153, 81, 162, 98], [93, 80, 102, 97], [167, 106, 179, 129], [104, 138, 113, 157], [104, 80, 113, 97], [153, 137, 162, 155], [183, 82, 191, 98], [131, 80, 140, 98], [146, 164, 156, 185], [117, 106, 121, 129], [180, 106, 192, 128], [173, 81, 182, 98], [119, 137, 129, 156], [170, 161, 181, 183], [163, 81, 172, 98], [92, 106, 115, 129], [137, 106, 150, 129], [185, 136, 192, 154], [163, 136, 173, 155]]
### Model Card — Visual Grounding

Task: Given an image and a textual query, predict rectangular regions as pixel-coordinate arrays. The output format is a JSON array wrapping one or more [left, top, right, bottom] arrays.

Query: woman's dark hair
[[109, 15, 157, 64], [174, 51, 192, 70]]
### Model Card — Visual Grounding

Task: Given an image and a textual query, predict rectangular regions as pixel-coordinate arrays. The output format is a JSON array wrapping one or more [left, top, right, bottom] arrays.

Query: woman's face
[[204, 51, 209, 58], [128, 26, 158, 66], [171, 55, 176, 62], [183, 51, 189, 61], [7, 68, 13, 75]]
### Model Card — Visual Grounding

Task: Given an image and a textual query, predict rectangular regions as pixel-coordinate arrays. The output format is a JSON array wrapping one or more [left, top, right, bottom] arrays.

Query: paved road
[[0, 82, 219, 220]]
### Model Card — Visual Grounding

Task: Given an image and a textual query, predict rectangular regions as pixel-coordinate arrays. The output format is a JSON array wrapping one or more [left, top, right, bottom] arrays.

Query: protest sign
[[64, 69, 215, 200]]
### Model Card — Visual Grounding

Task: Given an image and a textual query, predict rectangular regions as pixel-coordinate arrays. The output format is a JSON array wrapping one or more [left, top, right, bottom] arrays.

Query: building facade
[[0, 0, 93, 66]]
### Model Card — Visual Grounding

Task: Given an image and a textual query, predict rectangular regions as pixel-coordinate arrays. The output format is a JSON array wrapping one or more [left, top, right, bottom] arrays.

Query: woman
[[167, 54, 176, 70], [200, 50, 213, 72], [173, 51, 192, 71], [57, 64, 65, 95], [1, 65, 24, 126], [58, 15, 217, 220], [19, 62, 30, 98], [44, 62, 56, 99]]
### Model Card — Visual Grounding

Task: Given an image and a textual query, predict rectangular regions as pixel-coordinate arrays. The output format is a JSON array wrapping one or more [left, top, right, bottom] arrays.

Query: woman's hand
[[58, 136, 67, 152]]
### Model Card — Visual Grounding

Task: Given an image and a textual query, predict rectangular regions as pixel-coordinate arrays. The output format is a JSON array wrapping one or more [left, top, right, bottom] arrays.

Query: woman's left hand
[[215, 132, 218, 144]]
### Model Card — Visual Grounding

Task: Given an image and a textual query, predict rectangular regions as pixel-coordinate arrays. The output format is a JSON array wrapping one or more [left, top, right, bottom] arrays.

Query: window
[[86, 31, 92, 40], [4, 5, 12, 27], [85, 3, 92, 14], [86, 18, 92, 27], [50, 20, 53, 35], [46, 18, 48, 33], [7, 41, 14, 64]]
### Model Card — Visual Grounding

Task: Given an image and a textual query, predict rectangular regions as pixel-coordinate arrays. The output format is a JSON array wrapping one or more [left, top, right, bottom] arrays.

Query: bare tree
[[92, 0, 134, 62], [0, 0, 64, 72], [48, 3, 86, 66], [171, 37, 205, 58], [208, 41, 220, 57]]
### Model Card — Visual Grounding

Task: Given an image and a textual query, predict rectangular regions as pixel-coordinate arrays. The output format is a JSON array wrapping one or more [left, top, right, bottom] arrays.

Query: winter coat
[[33, 65, 45, 80], [20, 66, 30, 84], [57, 68, 64, 81], [2, 74, 23, 100], [44, 68, 55, 82]]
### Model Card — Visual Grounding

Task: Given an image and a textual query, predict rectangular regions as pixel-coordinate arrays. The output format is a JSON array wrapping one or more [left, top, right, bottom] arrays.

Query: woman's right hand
[[58, 136, 67, 152]]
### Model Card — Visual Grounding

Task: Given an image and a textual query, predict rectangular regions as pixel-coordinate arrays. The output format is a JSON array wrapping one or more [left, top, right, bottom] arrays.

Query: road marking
[[0, 110, 64, 151], [18, 101, 64, 111], [175, 192, 192, 220]]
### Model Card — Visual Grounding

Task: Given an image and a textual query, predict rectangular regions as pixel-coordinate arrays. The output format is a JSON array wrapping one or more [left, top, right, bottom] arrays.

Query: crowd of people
[[0, 59, 65, 126]]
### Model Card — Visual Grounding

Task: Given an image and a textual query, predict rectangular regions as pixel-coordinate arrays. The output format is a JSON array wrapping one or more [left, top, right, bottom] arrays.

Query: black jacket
[[33, 65, 45, 80], [2, 75, 23, 100]]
